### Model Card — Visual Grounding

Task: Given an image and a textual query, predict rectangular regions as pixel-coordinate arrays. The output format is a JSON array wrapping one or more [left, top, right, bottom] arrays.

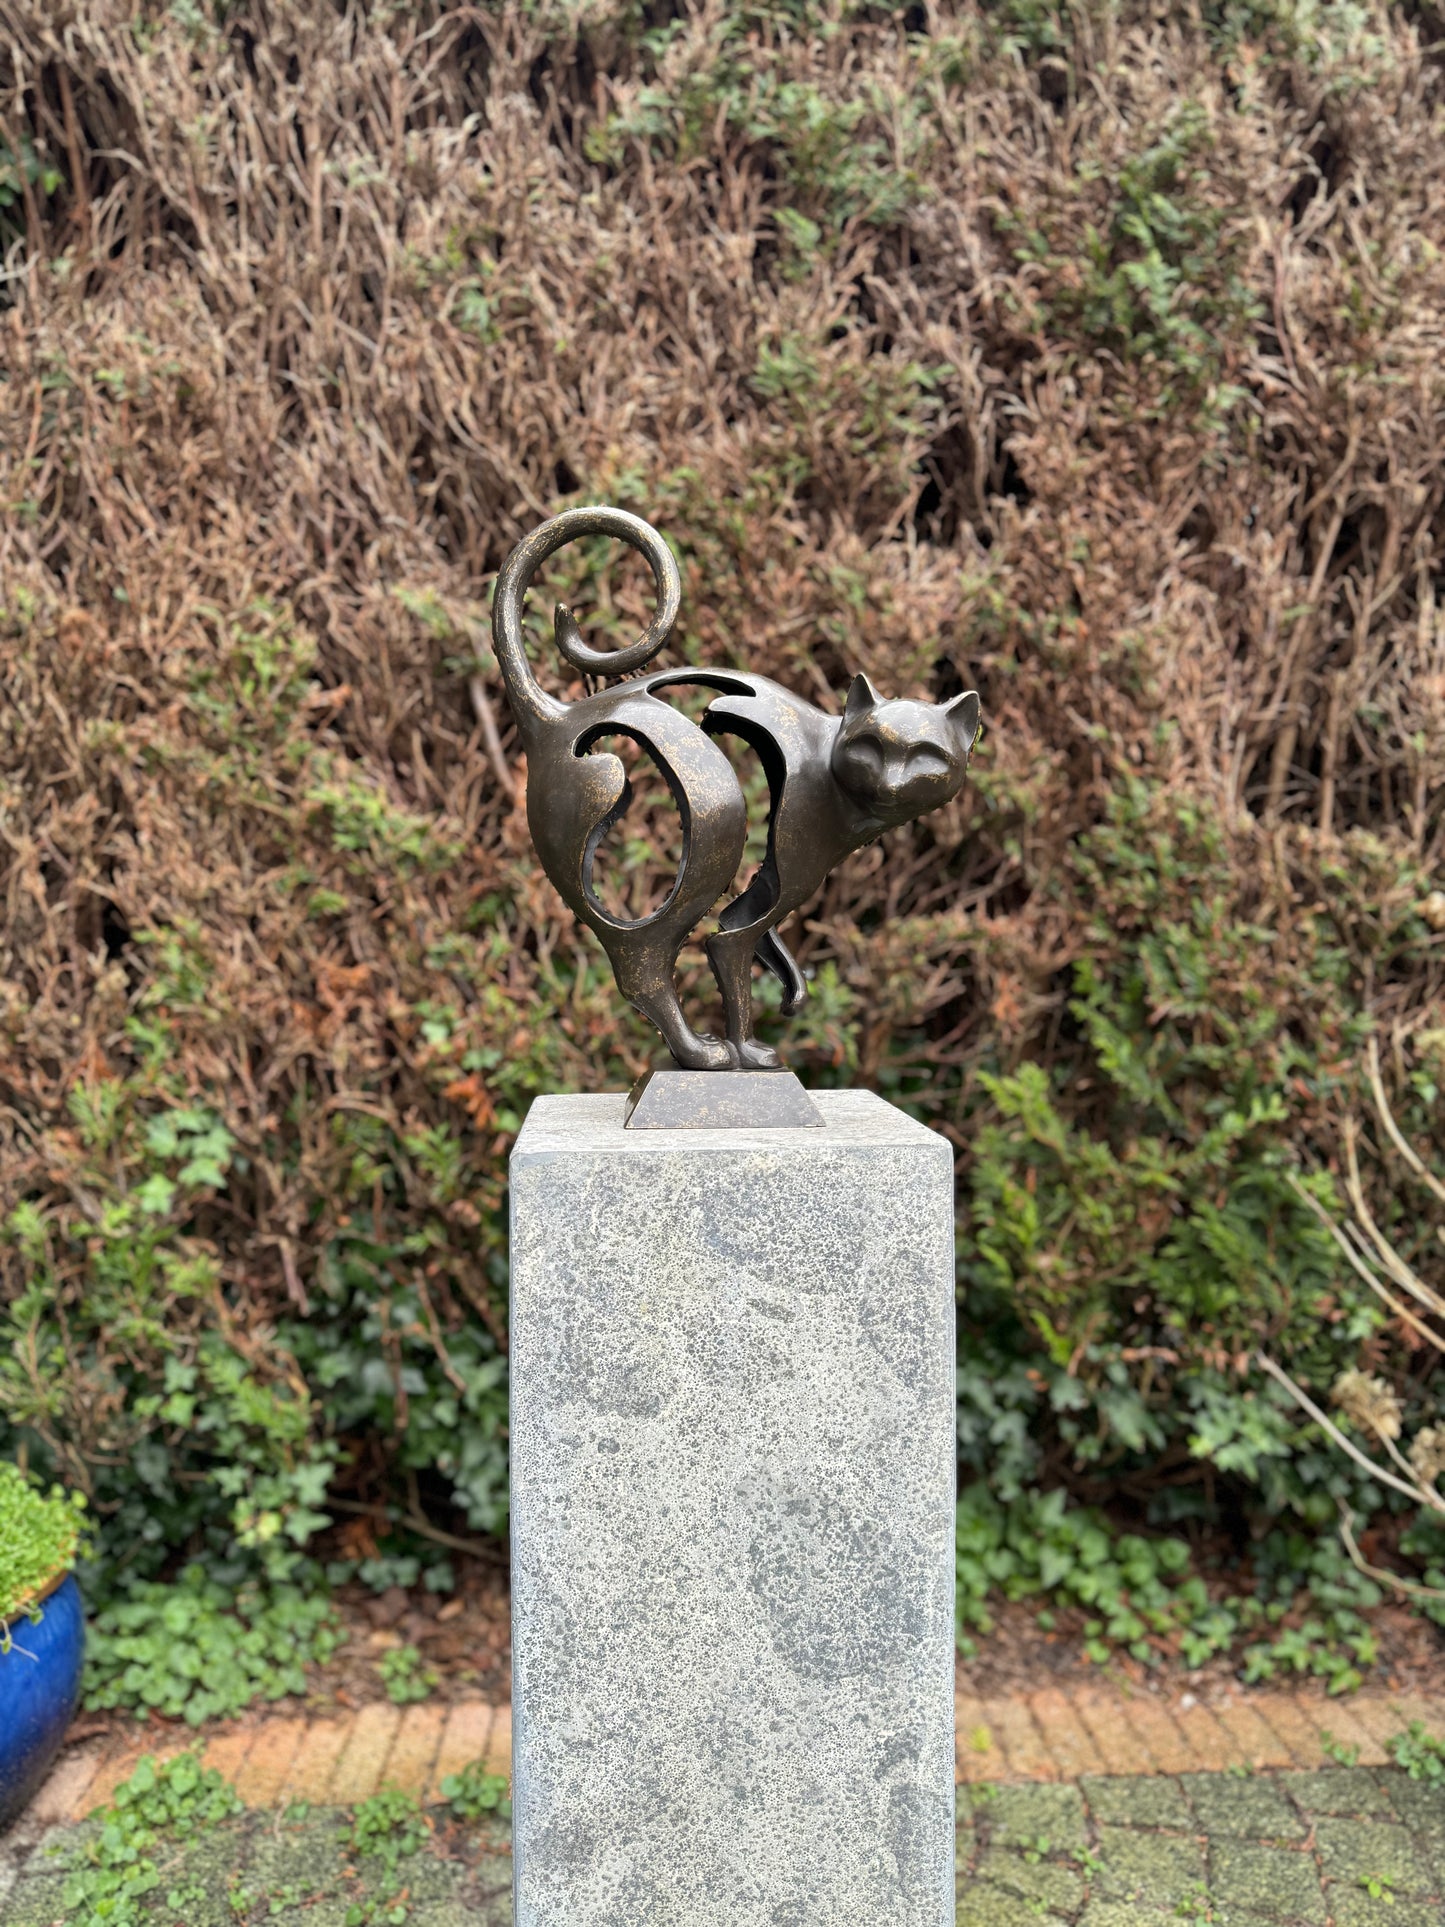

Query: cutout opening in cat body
[[574, 726, 691, 930]]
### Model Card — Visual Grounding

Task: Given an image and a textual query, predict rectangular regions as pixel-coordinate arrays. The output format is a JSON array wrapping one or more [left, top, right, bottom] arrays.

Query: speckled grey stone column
[[509, 1090, 956, 1926]]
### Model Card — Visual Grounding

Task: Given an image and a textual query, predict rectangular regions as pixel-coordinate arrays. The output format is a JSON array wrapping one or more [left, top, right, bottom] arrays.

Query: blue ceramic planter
[[0, 1573, 85, 1832]]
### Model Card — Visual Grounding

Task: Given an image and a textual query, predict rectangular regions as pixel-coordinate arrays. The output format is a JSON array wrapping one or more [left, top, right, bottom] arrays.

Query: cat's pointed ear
[[944, 689, 981, 753], [843, 671, 882, 727]]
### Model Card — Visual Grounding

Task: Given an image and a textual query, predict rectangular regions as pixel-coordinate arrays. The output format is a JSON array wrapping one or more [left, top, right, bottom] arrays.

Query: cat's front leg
[[705, 926, 781, 1071]]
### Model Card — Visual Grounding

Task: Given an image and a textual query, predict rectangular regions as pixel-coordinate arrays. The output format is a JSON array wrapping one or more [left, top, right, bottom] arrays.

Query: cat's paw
[[734, 1039, 781, 1070], [675, 1034, 736, 1071]]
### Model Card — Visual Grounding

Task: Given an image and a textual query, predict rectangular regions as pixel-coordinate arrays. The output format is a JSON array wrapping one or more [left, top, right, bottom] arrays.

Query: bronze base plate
[[624, 1068, 825, 1130]]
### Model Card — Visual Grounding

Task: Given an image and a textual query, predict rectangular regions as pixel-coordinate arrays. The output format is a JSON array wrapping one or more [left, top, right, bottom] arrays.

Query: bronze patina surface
[[491, 506, 980, 1107]]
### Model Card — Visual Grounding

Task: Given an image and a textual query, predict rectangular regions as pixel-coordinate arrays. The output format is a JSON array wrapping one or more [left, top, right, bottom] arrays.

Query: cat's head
[[829, 673, 980, 824]]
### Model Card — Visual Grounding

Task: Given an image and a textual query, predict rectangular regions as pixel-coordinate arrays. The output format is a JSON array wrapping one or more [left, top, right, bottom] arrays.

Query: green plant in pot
[[1, 1462, 88, 1830]]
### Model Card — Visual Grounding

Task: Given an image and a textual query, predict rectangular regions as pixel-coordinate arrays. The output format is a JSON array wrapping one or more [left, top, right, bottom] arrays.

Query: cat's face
[[829, 674, 980, 824]]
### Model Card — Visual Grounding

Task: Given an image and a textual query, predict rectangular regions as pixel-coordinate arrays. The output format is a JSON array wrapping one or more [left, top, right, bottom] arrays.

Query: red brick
[[1172, 1699, 1245, 1772], [232, 1718, 306, 1808], [1307, 1699, 1387, 1767], [383, 1703, 446, 1797], [29, 1745, 104, 1824], [80, 1753, 140, 1816], [1250, 1695, 1328, 1768], [1111, 1695, 1196, 1774], [955, 1694, 1002, 1785], [1379, 1695, 1445, 1742], [1367, 1692, 1442, 1746], [484, 1704, 511, 1779], [1212, 1698, 1292, 1770], [279, 1718, 352, 1806], [83, 1740, 187, 1815], [1027, 1689, 1106, 1778], [328, 1704, 401, 1805], [978, 1696, 1055, 1781], [1071, 1688, 1158, 1777], [428, 1701, 495, 1802], [201, 1725, 258, 1791], [1345, 1696, 1411, 1757]]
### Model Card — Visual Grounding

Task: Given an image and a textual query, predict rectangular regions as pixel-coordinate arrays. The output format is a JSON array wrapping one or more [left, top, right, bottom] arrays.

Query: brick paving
[[386, 1704, 448, 1802], [1211, 1695, 1291, 1769], [975, 1693, 1056, 1780], [17, 1683, 1445, 1826], [231, 1717, 305, 1809], [428, 1701, 495, 1803], [1026, 1688, 1107, 1779], [326, 1702, 402, 1807], [1263, 1693, 1387, 1769], [6, 1688, 1445, 1926], [11, 1760, 1443, 1927]]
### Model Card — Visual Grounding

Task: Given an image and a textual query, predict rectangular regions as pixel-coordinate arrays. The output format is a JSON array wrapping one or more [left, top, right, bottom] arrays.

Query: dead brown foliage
[[0, 0, 1441, 1551]]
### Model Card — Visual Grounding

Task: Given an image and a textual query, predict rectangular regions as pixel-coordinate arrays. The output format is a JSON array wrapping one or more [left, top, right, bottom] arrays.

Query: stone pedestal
[[509, 1090, 956, 1926]]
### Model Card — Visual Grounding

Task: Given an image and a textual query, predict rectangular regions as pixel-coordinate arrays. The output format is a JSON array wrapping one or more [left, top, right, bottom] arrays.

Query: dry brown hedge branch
[[0, 0, 1440, 1549]]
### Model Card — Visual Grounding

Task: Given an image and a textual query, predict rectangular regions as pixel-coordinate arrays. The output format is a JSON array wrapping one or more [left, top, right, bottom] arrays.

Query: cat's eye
[[905, 745, 951, 774], [845, 734, 884, 765]]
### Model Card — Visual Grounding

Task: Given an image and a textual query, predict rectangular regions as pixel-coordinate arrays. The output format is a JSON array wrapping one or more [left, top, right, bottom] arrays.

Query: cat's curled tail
[[491, 506, 681, 730]]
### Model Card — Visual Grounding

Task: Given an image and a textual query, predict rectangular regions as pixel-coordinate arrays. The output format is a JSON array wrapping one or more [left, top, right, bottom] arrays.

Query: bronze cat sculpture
[[492, 506, 980, 1071]]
